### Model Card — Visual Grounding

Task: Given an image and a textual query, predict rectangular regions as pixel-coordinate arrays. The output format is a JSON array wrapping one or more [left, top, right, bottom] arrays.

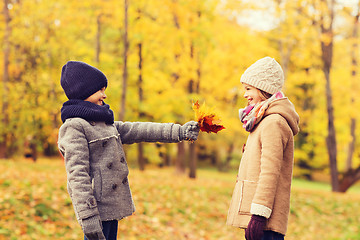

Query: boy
[[58, 61, 199, 240]]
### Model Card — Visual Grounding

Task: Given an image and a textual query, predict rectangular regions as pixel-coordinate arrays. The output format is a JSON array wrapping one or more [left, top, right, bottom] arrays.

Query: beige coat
[[226, 98, 299, 235]]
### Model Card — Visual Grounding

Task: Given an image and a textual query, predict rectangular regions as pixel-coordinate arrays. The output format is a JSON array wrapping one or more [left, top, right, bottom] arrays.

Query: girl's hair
[[259, 90, 273, 100]]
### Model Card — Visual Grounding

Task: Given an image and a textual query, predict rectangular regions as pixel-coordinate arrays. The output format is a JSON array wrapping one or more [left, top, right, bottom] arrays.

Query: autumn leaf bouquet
[[192, 100, 225, 133]]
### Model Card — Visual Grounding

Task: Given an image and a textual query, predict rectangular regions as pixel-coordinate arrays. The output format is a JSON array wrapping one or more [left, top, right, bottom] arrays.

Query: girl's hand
[[245, 215, 266, 240]]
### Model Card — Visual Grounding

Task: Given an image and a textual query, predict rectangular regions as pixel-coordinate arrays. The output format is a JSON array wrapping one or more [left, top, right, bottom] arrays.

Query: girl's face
[[85, 87, 107, 106], [242, 83, 264, 106]]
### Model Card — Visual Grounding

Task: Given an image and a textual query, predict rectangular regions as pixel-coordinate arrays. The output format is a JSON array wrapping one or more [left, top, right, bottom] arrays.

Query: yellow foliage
[[0, 0, 359, 179]]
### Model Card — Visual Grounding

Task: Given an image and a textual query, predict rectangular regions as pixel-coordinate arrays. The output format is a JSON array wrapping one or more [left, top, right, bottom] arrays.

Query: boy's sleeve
[[115, 121, 182, 144], [58, 121, 100, 221]]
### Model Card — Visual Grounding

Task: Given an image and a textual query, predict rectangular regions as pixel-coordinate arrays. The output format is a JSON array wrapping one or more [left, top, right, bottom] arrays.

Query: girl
[[226, 57, 300, 240]]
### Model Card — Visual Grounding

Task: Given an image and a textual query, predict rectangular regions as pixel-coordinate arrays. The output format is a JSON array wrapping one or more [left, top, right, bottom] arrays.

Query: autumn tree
[[0, 0, 11, 158], [317, 0, 339, 191], [0, 0, 337, 184], [302, 0, 360, 192], [119, 0, 129, 121], [338, 1, 360, 192]]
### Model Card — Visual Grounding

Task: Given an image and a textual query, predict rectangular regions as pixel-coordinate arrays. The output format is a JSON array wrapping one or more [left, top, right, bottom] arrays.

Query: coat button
[[107, 162, 113, 169], [89, 198, 96, 206], [122, 178, 128, 185], [86, 197, 97, 208], [102, 141, 108, 147], [112, 184, 118, 190], [120, 157, 125, 163], [90, 121, 96, 126]]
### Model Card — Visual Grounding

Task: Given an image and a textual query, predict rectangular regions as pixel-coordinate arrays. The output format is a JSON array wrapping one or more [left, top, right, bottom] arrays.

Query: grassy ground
[[0, 158, 359, 240]]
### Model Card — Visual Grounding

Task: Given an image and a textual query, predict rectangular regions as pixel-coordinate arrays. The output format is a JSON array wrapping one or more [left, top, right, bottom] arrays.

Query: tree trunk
[[346, 119, 356, 171], [176, 141, 186, 174], [172, 0, 187, 174], [324, 68, 339, 192], [164, 145, 171, 166], [319, 0, 339, 192], [137, 143, 145, 171], [47, 48, 60, 156], [95, 14, 102, 63], [0, 0, 11, 159], [157, 143, 171, 167], [339, 1, 360, 191], [188, 143, 196, 179], [339, 167, 360, 192], [187, 41, 198, 179], [210, 149, 218, 166], [138, 43, 143, 107], [30, 142, 37, 162], [345, 2, 359, 172], [119, 0, 129, 121], [137, 42, 146, 171]]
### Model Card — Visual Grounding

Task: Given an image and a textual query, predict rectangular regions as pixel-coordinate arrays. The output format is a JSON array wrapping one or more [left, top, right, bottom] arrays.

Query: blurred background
[[0, 0, 360, 239]]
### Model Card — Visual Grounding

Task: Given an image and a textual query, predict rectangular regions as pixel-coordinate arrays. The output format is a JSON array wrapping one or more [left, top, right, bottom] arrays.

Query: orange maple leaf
[[192, 100, 225, 133]]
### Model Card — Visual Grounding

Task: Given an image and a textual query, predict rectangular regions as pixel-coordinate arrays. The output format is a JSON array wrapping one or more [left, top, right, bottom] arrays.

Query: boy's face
[[85, 87, 107, 106], [242, 83, 264, 106]]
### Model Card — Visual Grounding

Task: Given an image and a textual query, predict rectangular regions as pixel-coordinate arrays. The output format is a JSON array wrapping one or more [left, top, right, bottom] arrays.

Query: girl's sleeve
[[58, 120, 100, 221], [250, 118, 291, 218], [114, 121, 182, 144]]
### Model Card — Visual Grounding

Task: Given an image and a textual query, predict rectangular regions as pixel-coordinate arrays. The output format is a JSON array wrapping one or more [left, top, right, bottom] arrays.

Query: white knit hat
[[240, 57, 284, 94]]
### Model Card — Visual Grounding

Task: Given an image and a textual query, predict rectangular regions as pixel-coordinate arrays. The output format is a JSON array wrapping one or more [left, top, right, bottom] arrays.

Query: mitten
[[82, 215, 106, 240], [245, 215, 267, 240], [180, 121, 200, 141]]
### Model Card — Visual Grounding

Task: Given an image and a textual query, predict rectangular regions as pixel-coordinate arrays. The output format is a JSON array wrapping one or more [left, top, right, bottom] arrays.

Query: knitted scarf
[[61, 99, 114, 124], [239, 91, 285, 132]]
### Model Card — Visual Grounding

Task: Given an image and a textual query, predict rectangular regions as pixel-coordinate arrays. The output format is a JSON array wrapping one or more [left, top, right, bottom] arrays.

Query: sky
[[236, 0, 360, 31]]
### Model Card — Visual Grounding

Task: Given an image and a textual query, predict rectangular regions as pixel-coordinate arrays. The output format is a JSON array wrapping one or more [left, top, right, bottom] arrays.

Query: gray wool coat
[[58, 118, 182, 224]]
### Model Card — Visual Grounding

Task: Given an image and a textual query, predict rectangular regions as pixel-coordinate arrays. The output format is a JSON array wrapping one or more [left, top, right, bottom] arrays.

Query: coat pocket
[[92, 169, 102, 202], [238, 180, 257, 215]]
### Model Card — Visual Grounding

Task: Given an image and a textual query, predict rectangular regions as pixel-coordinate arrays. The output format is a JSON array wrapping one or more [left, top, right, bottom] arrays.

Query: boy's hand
[[245, 215, 266, 240], [180, 121, 200, 141], [82, 215, 106, 240]]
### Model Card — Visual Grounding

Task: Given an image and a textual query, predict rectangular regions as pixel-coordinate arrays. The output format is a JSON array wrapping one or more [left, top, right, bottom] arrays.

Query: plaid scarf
[[239, 91, 285, 132]]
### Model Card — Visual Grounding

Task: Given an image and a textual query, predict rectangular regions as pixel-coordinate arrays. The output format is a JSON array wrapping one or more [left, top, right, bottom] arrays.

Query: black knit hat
[[60, 61, 108, 100]]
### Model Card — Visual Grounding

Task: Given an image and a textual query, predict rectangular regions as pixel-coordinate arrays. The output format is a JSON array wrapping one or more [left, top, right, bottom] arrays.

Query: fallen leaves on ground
[[1, 158, 360, 240]]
